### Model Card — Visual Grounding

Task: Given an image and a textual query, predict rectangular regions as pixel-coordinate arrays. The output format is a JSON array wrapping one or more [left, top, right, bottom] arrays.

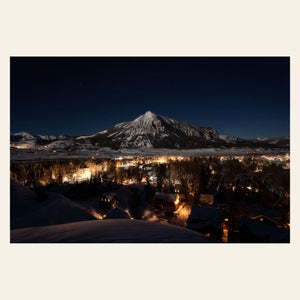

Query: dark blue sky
[[10, 57, 290, 139]]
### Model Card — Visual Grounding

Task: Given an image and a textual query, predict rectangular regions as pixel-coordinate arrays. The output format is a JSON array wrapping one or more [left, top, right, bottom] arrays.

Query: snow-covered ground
[[10, 219, 215, 243], [10, 146, 287, 161], [10, 181, 98, 229], [10, 180, 216, 243]]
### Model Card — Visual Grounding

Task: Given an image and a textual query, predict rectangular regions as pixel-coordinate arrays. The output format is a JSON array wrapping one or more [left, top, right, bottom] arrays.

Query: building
[[100, 192, 120, 211], [154, 192, 180, 215], [199, 194, 214, 206]]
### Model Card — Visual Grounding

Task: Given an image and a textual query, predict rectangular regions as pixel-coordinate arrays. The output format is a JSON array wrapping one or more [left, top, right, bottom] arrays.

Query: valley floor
[[11, 146, 287, 162]]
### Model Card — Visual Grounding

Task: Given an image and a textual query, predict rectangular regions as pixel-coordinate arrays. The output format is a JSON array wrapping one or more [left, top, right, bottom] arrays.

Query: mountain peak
[[141, 111, 157, 120], [13, 131, 31, 136], [144, 110, 155, 117], [133, 111, 158, 123]]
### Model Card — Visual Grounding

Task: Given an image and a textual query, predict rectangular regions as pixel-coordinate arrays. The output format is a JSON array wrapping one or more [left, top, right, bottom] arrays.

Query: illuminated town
[[10, 153, 290, 242]]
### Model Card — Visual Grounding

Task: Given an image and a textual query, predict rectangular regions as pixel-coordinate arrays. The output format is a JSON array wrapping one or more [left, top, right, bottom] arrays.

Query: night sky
[[10, 57, 290, 139]]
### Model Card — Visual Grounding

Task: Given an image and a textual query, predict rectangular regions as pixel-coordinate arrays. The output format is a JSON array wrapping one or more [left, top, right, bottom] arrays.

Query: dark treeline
[[157, 157, 289, 205]]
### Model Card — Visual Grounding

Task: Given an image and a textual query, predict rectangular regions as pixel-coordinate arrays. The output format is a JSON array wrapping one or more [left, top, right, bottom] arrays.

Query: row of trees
[[155, 157, 289, 208]]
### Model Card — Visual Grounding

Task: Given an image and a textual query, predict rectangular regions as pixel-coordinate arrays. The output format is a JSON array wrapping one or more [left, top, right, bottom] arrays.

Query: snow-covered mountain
[[250, 136, 290, 147], [10, 132, 57, 148], [77, 111, 243, 149], [10, 111, 290, 150]]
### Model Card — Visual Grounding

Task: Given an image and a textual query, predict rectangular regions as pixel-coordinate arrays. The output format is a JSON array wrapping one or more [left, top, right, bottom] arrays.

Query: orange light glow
[[222, 228, 229, 243]]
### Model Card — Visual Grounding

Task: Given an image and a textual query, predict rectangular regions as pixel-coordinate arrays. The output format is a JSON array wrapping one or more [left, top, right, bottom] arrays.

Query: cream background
[[1, 1, 299, 299]]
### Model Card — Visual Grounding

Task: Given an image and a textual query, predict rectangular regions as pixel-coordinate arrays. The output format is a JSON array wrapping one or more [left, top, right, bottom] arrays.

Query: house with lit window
[[154, 192, 180, 215], [99, 188, 137, 216], [100, 192, 119, 211]]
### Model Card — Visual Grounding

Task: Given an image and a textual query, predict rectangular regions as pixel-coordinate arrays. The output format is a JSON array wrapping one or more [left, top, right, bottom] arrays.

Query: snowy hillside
[[250, 136, 290, 147], [10, 219, 215, 243], [11, 131, 57, 148], [10, 181, 97, 229]]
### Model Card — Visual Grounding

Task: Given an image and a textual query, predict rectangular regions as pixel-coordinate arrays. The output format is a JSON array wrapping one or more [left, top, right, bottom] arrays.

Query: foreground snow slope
[[11, 181, 97, 229], [10, 219, 215, 243], [11, 192, 98, 230]]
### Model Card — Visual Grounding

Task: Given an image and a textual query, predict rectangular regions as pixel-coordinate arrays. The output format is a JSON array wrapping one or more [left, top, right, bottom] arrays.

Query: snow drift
[[11, 219, 216, 243], [11, 181, 97, 229]]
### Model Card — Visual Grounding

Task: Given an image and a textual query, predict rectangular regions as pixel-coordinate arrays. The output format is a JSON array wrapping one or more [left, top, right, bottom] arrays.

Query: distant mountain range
[[10, 111, 290, 150]]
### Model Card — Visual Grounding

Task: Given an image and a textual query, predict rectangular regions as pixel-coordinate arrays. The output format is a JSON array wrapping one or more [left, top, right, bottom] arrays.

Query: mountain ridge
[[11, 111, 290, 150]]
